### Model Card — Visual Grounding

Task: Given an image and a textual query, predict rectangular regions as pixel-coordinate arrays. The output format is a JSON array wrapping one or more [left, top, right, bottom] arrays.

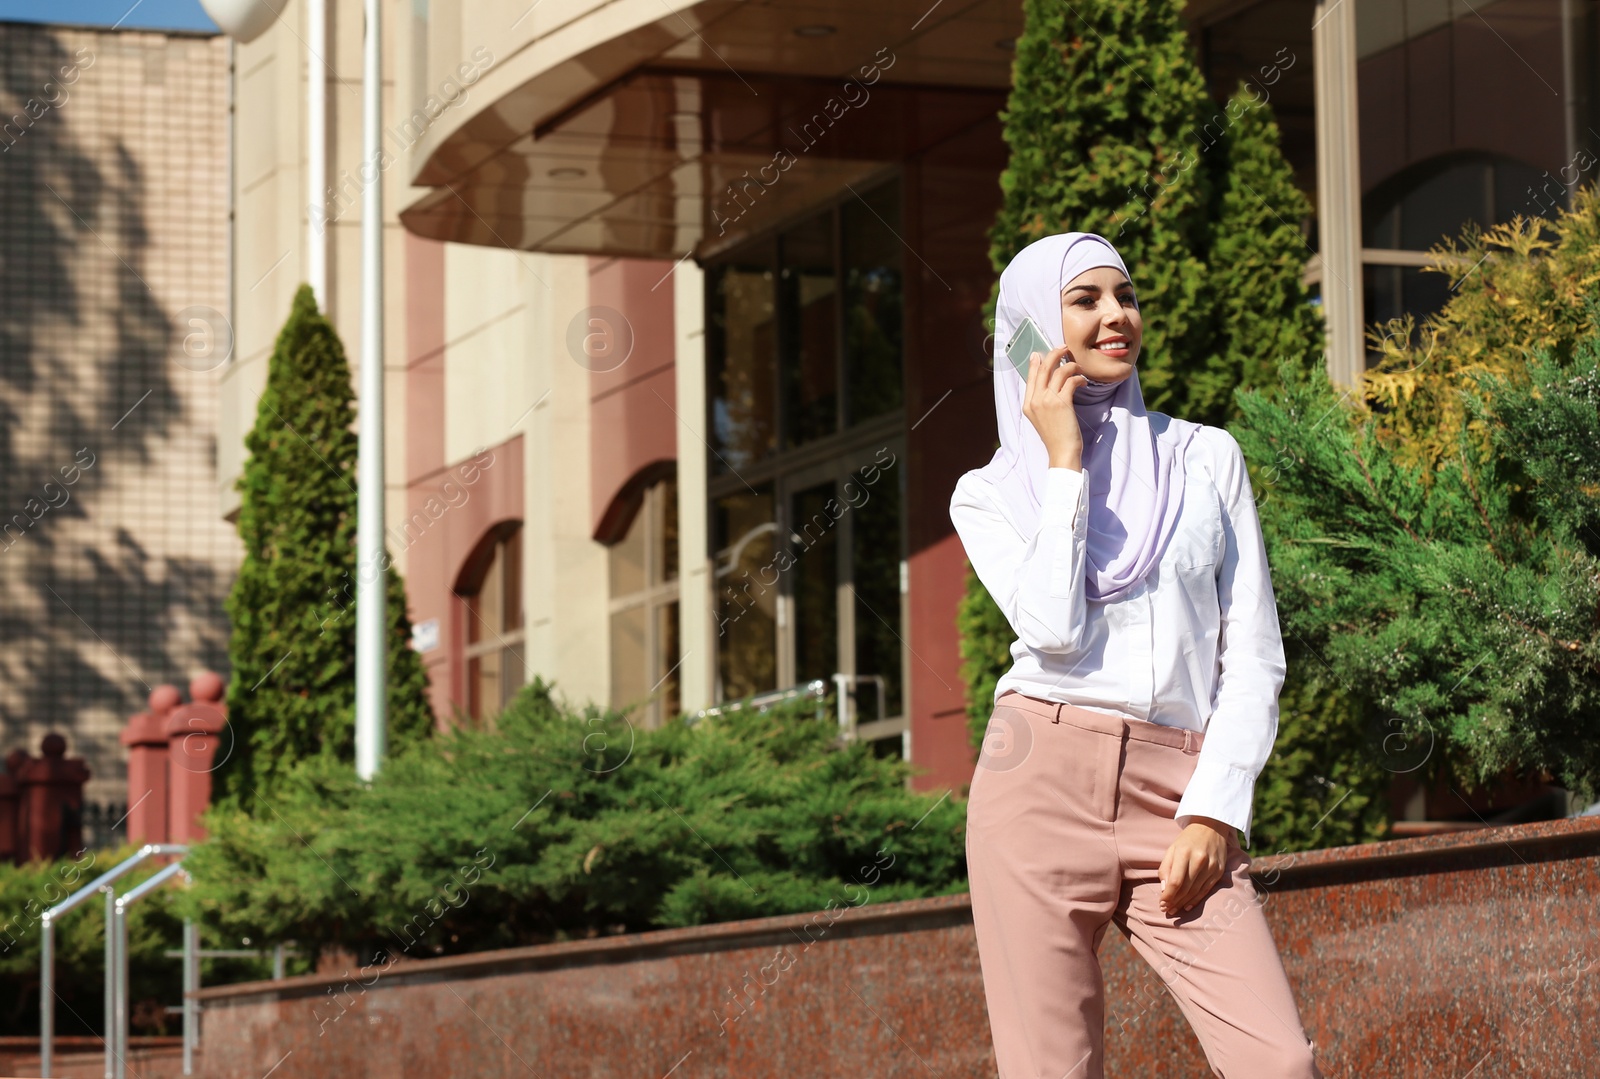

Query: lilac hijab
[[968, 232, 1201, 602]]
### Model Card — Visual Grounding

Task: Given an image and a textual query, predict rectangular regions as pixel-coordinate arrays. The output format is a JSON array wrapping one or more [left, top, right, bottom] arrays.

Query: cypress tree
[[1193, 82, 1326, 426], [215, 284, 435, 808], [1194, 84, 1371, 850]]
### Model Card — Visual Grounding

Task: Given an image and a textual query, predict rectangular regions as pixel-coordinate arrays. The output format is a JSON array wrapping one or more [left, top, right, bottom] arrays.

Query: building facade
[[0, 22, 239, 811], [223, 0, 1597, 797]]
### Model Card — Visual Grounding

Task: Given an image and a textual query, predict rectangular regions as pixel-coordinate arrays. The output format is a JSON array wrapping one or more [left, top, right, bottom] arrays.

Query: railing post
[[17, 734, 90, 862], [111, 861, 187, 1079], [114, 897, 127, 1079], [182, 918, 198, 1075], [103, 884, 116, 1079], [39, 915, 52, 1077]]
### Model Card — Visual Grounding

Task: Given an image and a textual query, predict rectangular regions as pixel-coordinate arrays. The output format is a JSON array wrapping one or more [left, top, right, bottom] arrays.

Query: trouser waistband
[[995, 690, 1203, 754]]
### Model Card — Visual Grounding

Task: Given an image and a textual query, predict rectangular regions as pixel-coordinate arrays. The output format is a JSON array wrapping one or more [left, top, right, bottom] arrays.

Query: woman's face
[[1059, 265, 1141, 384]]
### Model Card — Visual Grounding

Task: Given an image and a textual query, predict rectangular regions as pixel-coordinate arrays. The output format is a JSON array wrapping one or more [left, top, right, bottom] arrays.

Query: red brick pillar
[[164, 672, 228, 845], [120, 685, 182, 846], [16, 734, 91, 862], [0, 750, 26, 865]]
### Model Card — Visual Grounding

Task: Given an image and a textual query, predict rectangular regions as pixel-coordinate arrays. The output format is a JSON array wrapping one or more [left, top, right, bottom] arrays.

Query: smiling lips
[[1095, 336, 1132, 356]]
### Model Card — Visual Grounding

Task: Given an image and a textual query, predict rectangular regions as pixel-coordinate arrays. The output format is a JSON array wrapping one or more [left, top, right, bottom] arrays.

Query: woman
[[949, 232, 1324, 1078]]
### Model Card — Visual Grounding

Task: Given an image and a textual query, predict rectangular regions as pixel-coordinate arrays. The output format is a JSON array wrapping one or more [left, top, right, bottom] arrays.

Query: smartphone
[[1004, 316, 1054, 379]]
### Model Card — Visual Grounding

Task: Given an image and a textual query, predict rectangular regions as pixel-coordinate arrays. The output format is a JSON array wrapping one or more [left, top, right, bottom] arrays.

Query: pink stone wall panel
[[403, 233, 452, 722], [904, 115, 1008, 795], [191, 818, 1600, 1077], [586, 256, 678, 542], [401, 436, 524, 720]]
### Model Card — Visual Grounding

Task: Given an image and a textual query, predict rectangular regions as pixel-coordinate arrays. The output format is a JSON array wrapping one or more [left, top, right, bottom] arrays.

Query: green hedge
[[178, 677, 968, 959]]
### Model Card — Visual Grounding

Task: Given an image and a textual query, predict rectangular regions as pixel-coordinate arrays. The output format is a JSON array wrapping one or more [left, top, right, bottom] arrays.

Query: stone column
[[16, 734, 91, 861], [0, 749, 26, 864], [164, 672, 229, 844], [119, 685, 183, 846]]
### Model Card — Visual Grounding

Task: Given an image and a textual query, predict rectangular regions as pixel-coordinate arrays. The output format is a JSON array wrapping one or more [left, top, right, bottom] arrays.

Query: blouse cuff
[[1175, 761, 1259, 847], [1042, 467, 1087, 531]]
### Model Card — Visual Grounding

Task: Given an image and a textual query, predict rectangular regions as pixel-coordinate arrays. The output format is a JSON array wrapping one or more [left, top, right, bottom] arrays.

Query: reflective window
[[609, 476, 681, 729], [712, 484, 778, 702], [1354, 0, 1581, 362], [842, 182, 905, 424], [789, 481, 841, 687], [780, 216, 839, 448], [708, 178, 905, 462], [849, 456, 903, 721], [1363, 153, 1555, 253], [459, 523, 524, 724], [708, 256, 777, 473], [705, 180, 908, 752]]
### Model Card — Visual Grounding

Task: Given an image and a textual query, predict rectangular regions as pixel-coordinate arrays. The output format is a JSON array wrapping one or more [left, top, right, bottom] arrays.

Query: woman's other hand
[[1022, 345, 1087, 472], [1157, 817, 1232, 915]]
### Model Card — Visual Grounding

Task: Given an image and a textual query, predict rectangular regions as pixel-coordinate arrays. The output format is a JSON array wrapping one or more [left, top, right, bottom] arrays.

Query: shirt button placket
[[1129, 579, 1154, 717]]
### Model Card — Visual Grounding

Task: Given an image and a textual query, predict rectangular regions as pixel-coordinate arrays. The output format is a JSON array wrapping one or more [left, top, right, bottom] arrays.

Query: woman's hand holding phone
[[1022, 345, 1087, 472]]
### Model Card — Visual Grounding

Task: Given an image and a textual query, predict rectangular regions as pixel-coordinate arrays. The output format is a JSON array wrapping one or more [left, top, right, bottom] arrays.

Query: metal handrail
[[831, 673, 887, 741], [39, 843, 187, 1079], [687, 678, 830, 725], [112, 861, 190, 1079], [688, 674, 891, 740]]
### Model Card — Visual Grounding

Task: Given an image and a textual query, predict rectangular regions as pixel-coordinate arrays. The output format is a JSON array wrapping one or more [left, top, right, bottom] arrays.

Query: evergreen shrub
[[216, 284, 435, 810], [179, 677, 968, 958]]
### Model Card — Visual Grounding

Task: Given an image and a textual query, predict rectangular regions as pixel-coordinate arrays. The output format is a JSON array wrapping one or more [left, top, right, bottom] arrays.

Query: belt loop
[[1183, 730, 1197, 754], [1052, 702, 1062, 725]]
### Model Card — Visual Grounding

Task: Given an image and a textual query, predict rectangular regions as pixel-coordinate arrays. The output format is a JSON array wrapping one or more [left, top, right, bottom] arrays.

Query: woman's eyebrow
[[1064, 279, 1134, 296]]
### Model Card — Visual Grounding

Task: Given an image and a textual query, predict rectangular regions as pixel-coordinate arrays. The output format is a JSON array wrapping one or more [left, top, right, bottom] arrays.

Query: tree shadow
[[0, 29, 233, 819]]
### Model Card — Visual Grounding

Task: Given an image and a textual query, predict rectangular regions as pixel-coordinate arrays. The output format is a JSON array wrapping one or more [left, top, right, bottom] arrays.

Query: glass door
[[775, 435, 906, 755]]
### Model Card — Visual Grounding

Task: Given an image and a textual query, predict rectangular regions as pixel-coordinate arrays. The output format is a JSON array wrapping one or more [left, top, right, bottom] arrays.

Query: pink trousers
[[967, 690, 1324, 1078]]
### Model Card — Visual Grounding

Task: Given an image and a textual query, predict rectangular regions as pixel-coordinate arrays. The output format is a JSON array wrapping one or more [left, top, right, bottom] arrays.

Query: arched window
[[1362, 152, 1553, 357], [456, 521, 524, 722], [1363, 152, 1553, 253], [608, 474, 680, 729]]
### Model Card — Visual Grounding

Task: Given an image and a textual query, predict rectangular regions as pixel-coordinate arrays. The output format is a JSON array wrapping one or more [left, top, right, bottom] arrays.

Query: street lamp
[[196, 0, 279, 42], [204, 0, 384, 779]]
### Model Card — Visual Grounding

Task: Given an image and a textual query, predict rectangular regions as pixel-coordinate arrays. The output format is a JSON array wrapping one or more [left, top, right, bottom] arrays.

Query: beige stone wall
[[0, 23, 238, 808], [438, 243, 610, 715], [225, 1, 615, 726]]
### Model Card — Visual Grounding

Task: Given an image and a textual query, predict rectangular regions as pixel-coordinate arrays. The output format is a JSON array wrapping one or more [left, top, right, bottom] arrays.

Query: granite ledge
[[190, 890, 978, 1003], [191, 816, 1600, 1003], [1248, 812, 1600, 886]]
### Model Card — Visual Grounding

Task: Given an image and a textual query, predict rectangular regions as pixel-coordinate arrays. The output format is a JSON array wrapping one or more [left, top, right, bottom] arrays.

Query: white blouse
[[949, 425, 1286, 847]]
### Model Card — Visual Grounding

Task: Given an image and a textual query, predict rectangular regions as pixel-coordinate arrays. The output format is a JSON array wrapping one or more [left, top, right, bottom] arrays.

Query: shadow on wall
[[0, 30, 229, 754]]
